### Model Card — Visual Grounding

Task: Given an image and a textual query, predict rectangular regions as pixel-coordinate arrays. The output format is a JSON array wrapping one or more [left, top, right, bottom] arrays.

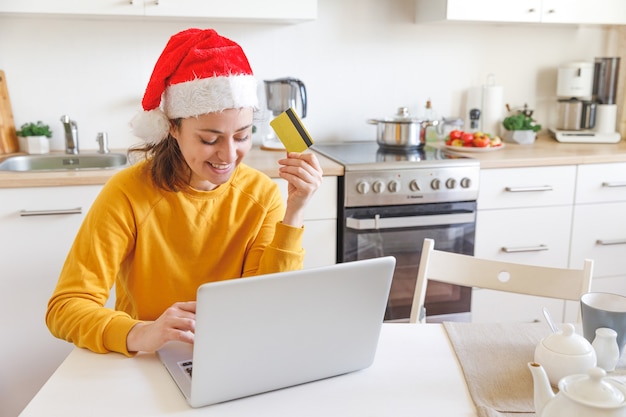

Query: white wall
[[0, 0, 619, 151]]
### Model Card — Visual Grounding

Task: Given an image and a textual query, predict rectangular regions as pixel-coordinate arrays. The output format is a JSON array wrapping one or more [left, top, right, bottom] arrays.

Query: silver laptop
[[157, 256, 395, 408]]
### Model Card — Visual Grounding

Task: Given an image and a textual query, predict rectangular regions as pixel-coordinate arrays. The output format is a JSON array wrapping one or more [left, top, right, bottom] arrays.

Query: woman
[[46, 28, 323, 356]]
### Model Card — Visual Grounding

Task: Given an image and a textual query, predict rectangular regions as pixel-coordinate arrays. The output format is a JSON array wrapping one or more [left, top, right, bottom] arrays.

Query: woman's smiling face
[[171, 108, 254, 191]]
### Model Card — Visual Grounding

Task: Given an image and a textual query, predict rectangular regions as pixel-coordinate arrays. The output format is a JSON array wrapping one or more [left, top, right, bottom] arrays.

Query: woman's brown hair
[[128, 119, 192, 192]]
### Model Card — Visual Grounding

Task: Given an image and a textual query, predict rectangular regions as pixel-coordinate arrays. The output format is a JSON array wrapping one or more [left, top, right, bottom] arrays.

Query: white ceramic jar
[[534, 323, 597, 386]]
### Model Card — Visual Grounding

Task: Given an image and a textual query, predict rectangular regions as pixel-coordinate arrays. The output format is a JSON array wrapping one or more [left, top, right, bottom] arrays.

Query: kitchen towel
[[443, 322, 549, 417]]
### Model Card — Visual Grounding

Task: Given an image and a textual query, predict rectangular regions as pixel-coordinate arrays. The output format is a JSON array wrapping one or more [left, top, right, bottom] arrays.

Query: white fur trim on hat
[[164, 74, 258, 119], [130, 108, 170, 144]]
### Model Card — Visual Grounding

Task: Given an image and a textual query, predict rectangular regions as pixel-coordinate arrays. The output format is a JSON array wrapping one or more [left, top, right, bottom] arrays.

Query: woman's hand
[[126, 301, 196, 353], [278, 152, 323, 227]]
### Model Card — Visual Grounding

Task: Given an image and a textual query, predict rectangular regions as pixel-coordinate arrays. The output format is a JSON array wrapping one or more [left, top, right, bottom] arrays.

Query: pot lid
[[561, 367, 626, 407], [369, 107, 424, 124], [541, 323, 594, 355]]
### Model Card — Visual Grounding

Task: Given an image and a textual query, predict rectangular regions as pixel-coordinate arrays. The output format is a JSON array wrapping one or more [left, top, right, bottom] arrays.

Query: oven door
[[340, 201, 476, 322]]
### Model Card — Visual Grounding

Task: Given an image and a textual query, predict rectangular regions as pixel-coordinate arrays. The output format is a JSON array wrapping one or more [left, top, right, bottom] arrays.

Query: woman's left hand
[[278, 152, 323, 227]]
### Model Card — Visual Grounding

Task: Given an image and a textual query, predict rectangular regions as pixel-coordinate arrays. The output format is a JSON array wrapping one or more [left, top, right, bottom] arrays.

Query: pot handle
[[367, 119, 380, 125]]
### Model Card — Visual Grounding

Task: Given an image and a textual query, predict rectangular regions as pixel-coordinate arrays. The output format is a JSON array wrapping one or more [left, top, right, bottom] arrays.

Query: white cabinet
[[476, 206, 572, 268], [542, 0, 626, 25], [0, 185, 102, 417], [570, 163, 626, 299], [144, 0, 317, 21], [416, 0, 543, 24], [571, 202, 626, 278], [415, 0, 626, 25], [273, 176, 337, 268], [0, 0, 317, 22], [477, 165, 576, 210], [574, 163, 626, 205], [0, 0, 143, 16], [473, 166, 576, 323], [474, 163, 626, 324]]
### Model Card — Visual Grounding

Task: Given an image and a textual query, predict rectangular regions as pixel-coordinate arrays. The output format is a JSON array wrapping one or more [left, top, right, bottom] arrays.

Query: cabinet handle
[[19, 208, 82, 217], [547, 9, 555, 13], [505, 185, 553, 193], [129, 0, 133, 4], [596, 239, 626, 246], [501, 244, 549, 253], [528, 8, 536, 13], [602, 181, 626, 188]]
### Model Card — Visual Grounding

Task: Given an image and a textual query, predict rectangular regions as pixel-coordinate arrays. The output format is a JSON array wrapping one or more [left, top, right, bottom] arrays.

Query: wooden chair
[[409, 238, 594, 323]]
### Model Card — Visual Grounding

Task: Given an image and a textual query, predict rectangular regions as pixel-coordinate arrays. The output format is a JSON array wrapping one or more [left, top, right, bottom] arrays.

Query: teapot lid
[[561, 367, 626, 407], [542, 323, 594, 355]]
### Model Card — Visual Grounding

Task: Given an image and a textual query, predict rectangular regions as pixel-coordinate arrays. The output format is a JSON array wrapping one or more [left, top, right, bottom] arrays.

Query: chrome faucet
[[60, 115, 79, 154], [96, 132, 110, 154]]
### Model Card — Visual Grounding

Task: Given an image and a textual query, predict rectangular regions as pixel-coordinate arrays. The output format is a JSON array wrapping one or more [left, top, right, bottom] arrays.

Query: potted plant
[[502, 106, 541, 145], [16, 121, 52, 154]]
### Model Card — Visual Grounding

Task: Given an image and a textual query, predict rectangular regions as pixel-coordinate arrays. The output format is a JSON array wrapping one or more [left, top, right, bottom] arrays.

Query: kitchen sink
[[0, 153, 128, 172]]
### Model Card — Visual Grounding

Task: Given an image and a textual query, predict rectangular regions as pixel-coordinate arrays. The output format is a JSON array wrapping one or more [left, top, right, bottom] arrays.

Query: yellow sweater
[[46, 160, 304, 356]]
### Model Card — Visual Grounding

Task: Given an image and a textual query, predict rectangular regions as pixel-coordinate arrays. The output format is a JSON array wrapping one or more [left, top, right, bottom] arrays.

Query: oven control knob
[[409, 180, 420, 192], [460, 177, 472, 188], [445, 178, 456, 189], [431, 178, 441, 190], [388, 180, 401, 193], [372, 180, 385, 193], [356, 181, 370, 194]]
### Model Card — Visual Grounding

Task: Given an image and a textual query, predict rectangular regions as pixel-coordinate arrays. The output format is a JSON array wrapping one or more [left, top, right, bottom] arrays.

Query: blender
[[552, 58, 621, 143], [261, 77, 307, 150]]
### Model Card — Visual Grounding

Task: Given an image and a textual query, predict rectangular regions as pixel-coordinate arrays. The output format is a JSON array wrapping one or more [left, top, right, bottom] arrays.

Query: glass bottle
[[423, 99, 439, 142]]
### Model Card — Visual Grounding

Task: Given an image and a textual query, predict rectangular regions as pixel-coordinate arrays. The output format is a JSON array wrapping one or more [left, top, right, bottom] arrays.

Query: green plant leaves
[[502, 114, 541, 132], [17, 121, 52, 138]]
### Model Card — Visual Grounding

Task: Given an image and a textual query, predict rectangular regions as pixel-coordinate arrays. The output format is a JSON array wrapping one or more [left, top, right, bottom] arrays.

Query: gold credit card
[[269, 107, 314, 152]]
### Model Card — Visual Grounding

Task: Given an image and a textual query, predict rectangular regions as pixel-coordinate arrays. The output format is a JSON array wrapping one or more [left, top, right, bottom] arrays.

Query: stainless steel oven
[[313, 142, 480, 322]]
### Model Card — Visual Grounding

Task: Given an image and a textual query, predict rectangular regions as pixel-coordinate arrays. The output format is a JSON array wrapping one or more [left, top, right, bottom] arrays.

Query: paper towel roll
[[481, 84, 504, 136]]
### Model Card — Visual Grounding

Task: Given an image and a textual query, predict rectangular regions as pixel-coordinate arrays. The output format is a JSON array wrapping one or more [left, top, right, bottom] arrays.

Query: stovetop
[[313, 141, 478, 171], [313, 141, 480, 207]]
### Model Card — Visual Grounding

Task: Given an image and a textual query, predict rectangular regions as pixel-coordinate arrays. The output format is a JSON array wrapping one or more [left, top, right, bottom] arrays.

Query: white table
[[19, 324, 477, 416]]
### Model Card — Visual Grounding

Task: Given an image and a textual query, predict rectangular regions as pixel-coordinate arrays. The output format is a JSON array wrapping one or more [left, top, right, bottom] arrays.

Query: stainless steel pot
[[368, 107, 438, 149]]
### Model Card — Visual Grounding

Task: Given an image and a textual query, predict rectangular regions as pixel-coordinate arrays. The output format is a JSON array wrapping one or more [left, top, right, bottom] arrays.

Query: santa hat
[[131, 28, 258, 143]]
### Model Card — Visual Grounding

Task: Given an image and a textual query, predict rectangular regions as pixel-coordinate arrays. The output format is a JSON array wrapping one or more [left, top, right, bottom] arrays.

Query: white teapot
[[534, 323, 597, 386], [528, 362, 626, 417]]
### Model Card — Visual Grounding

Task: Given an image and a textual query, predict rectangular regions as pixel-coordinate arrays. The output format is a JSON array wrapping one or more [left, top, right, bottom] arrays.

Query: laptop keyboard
[[178, 360, 193, 379]]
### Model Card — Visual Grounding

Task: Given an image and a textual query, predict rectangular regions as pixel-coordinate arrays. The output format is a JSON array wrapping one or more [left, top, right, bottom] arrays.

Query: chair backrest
[[409, 238, 594, 323]]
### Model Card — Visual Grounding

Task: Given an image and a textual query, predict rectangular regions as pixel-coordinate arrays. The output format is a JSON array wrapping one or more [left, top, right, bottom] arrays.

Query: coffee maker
[[261, 77, 307, 150], [552, 58, 621, 143]]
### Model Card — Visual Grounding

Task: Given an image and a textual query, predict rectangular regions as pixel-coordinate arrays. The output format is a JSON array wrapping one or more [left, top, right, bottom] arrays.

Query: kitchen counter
[[438, 134, 626, 168], [2, 136, 625, 188], [0, 147, 344, 189]]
